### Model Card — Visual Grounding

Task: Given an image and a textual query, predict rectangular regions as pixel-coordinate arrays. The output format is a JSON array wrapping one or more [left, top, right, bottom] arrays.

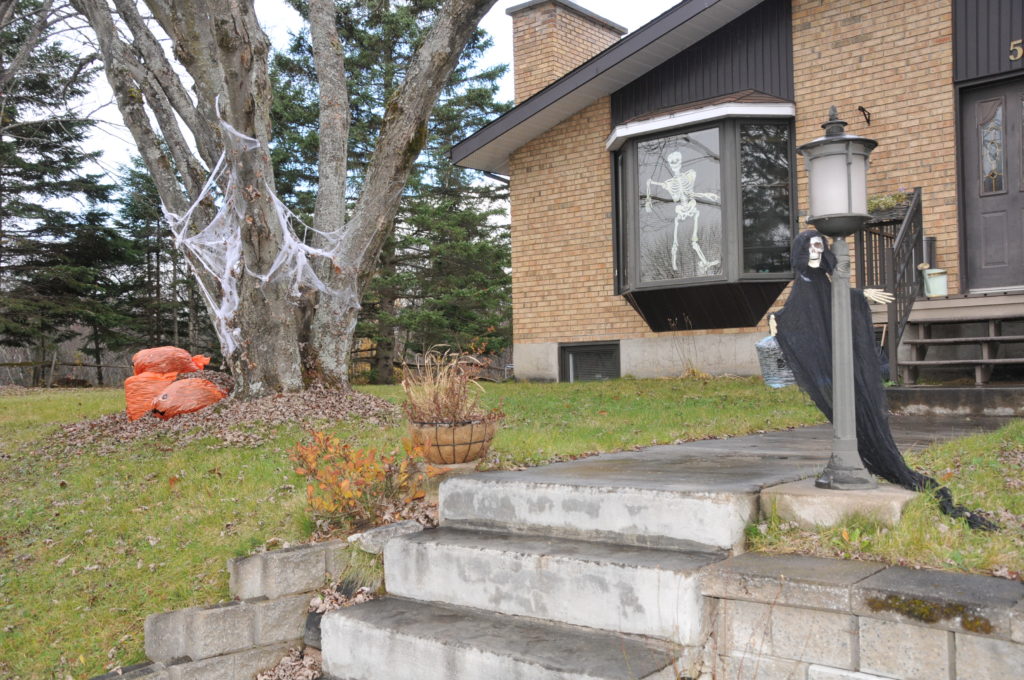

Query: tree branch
[[111, 0, 219, 167], [307, 0, 349, 240], [0, 0, 54, 91], [347, 0, 497, 286]]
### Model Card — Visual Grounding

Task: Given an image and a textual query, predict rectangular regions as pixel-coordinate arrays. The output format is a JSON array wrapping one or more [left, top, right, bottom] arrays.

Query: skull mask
[[807, 236, 825, 268]]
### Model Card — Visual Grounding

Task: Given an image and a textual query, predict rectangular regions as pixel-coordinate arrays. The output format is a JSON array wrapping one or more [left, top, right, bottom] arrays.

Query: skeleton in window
[[644, 150, 720, 274]]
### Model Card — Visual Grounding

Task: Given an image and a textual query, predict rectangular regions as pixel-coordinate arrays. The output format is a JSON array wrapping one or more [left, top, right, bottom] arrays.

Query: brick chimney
[[507, 0, 627, 104]]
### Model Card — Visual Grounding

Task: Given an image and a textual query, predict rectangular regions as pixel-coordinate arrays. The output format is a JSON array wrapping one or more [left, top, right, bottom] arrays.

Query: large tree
[[0, 0, 122, 384], [271, 0, 510, 384], [72, 0, 497, 398]]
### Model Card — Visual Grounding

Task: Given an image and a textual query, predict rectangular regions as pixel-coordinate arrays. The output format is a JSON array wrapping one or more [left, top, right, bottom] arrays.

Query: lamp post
[[798, 107, 878, 490]]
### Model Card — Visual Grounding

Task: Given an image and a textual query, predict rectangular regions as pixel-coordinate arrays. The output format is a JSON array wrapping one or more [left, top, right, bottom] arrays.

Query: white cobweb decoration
[[163, 120, 359, 356]]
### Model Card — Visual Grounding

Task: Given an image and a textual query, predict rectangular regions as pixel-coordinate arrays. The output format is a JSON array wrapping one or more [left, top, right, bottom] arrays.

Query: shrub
[[291, 431, 424, 528], [401, 348, 503, 424]]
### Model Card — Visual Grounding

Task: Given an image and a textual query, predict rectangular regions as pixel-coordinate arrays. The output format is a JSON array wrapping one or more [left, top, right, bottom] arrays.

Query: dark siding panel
[[612, 0, 793, 125], [955, 0, 1024, 83], [623, 281, 789, 332]]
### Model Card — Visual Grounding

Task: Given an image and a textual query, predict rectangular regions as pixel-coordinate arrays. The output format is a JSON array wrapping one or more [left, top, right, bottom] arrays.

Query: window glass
[[637, 127, 722, 282], [978, 97, 1005, 194], [740, 123, 791, 273]]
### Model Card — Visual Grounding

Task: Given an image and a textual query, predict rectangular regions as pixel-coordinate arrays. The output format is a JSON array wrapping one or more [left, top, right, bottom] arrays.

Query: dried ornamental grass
[[401, 348, 502, 425]]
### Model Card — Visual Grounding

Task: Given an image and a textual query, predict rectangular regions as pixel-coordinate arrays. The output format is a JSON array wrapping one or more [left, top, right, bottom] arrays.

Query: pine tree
[[113, 158, 217, 355], [0, 0, 121, 383], [271, 0, 511, 383]]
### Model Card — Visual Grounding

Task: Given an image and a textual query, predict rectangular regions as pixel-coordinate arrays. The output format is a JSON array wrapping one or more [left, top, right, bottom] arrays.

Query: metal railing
[[854, 187, 924, 381]]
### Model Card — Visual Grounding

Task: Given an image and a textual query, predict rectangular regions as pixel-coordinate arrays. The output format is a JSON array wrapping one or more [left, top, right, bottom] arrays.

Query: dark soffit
[[450, 0, 769, 175]]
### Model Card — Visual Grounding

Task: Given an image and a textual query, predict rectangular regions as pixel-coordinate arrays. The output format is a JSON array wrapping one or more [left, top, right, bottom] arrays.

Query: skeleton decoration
[[644, 150, 720, 274], [770, 230, 995, 530]]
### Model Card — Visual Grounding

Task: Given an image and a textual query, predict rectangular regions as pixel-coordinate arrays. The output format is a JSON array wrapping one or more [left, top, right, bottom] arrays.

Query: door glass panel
[[740, 123, 791, 273], [978, 97, 1005, 195], [637, 127, 722, 282]]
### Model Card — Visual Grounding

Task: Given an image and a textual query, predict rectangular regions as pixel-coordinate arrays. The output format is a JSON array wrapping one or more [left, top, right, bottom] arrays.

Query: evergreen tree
[[0, 0, 121, 383], [272, 0, 511, 383], [113, 158, 218, 356]]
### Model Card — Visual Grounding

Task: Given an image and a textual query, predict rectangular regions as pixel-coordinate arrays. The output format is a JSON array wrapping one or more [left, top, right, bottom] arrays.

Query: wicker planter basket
[[408, 420, 499, 464]]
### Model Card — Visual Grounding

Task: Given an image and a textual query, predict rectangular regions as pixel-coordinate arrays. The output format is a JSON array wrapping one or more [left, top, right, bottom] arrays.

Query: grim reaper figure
[[770, 230, 994, 530]]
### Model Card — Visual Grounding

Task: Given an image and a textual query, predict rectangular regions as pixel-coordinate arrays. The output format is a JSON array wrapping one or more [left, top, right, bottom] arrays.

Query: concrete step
[[437, 445, 827, 550], [321, 597, 681, 680], [440, 473, 754, 551], [384, 527, 723, 645]]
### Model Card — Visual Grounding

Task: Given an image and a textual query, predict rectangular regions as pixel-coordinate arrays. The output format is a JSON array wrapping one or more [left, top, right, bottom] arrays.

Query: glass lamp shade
[[799, 134, 877, 237]]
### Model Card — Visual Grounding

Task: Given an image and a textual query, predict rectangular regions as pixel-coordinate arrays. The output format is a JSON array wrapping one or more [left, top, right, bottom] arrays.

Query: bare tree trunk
[[373, 296, 398, 385], [91, 327, 103, 385], [187, 284, 197, 356], [74, 0, 497, 398], [305, 0, 497, 387], [172, 257, 180, 348]]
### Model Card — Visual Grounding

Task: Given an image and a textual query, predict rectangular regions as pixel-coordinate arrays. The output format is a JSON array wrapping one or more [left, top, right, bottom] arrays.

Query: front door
[[961, 78, 1024, 291]]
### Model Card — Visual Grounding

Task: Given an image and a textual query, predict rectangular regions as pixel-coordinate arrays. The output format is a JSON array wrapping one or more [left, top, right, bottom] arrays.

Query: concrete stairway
[[318, 418, 1016, 679], [320, 436, 832, 680]]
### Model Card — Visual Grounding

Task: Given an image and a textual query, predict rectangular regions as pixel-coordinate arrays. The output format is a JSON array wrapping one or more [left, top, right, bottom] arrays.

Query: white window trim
[[605, 102, 796, 151]]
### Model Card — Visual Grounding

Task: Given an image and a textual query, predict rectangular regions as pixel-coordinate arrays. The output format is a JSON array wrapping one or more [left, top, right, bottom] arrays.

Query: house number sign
[[1011, 39, 1024, 61]]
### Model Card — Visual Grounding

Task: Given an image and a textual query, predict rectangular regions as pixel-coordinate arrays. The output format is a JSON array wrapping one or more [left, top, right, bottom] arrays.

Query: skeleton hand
[[863, 288, 894, 304], [644, 194, 653, 213], [768, 314, 777, 337]]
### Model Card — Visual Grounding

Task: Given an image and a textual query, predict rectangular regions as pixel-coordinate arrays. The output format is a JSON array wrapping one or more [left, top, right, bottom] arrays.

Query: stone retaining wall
[[96, 534, 1024, 680], [700, 553, 1024, 680], [93, 540, 347, 680]]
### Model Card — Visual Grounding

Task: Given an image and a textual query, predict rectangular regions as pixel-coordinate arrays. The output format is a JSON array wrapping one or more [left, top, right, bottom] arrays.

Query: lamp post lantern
[[798, 107, 878, 490]]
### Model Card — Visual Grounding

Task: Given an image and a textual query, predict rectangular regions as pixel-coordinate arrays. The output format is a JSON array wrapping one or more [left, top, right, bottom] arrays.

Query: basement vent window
[[559, 342, 620, 383]]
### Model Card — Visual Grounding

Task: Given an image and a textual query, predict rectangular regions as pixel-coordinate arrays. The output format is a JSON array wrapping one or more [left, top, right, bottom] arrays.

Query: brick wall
[[508, 100, 760, 349], [508, 0, 961, 364], [509, 1, 624, 104], [792, 0, 960, 290]]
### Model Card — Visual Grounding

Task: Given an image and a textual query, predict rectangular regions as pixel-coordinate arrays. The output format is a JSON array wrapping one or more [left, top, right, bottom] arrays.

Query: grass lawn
[[749, 418, 1024, 578], [0, 378, 1019, 678]]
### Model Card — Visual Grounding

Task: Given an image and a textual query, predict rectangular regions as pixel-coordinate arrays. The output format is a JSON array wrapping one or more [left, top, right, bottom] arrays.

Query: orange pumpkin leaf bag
[[151, 379, 227, 420], [124, 371, 179, 421]]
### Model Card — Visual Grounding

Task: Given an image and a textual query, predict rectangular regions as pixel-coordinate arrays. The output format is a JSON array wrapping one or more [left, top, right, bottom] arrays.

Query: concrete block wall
[[700, 553, 1024, 680], [791, 0, 960, 291], [97, 540, 347, 680]]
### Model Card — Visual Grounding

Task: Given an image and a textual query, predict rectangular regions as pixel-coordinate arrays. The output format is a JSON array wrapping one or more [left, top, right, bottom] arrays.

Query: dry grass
[[400, 349, 501, 424]]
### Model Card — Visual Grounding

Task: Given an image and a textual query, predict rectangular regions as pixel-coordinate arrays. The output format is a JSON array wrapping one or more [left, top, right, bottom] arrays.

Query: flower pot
[[407, 420, 498, 464]]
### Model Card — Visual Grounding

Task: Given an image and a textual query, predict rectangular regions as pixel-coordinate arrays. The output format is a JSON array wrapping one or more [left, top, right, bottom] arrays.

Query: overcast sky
[[87, 0, 681, 178]]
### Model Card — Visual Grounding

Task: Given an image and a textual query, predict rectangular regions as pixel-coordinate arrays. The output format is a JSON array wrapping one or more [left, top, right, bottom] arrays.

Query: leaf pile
[[41, 387, 400, 456]]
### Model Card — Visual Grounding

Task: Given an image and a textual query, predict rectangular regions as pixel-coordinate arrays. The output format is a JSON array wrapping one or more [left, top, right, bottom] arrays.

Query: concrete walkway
[[321, 415, 1013, 680]]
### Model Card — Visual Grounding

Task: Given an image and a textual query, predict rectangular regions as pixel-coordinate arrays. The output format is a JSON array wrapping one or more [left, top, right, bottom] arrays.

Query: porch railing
[[854, 187, 924, 380]]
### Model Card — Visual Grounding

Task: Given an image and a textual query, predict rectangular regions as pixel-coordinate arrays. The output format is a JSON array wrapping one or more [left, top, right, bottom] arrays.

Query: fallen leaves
[[41, 387, 399, 457], [256, 647, 322, 680]]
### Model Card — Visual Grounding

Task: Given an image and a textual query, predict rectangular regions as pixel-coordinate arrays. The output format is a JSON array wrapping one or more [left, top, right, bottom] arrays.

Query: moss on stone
[[866, 594, 994, 634]]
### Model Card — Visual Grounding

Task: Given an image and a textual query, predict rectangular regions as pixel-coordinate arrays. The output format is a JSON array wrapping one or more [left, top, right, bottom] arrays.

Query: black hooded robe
[[773, 230, 993, 530]]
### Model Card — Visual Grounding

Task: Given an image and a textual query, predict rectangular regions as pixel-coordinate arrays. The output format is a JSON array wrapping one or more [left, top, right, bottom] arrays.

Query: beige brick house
[[453, 0, 1024, 382]]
